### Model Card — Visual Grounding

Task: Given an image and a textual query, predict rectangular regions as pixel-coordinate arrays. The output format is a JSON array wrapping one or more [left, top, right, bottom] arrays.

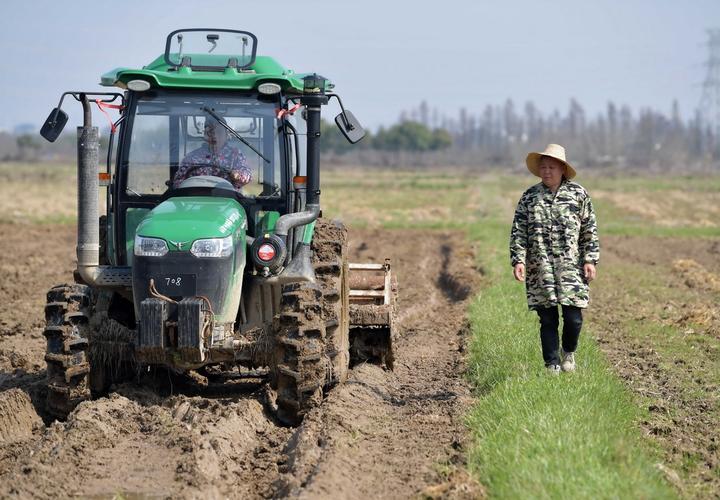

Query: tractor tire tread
[[272, 281, 328, 425], [43, 283, 92, 419], [311, 218, 350, 387]]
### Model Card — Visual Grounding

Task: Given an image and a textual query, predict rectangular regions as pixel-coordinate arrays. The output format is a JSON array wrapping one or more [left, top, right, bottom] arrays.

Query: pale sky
[[0, 0, 717, 131]]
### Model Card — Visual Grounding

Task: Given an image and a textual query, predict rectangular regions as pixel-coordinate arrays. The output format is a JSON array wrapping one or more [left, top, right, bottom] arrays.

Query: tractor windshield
[[125, 91, 283, 199]]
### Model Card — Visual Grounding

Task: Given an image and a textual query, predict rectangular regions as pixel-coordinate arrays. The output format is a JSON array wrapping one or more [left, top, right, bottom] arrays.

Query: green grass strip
[[465, 224, 675, 499]]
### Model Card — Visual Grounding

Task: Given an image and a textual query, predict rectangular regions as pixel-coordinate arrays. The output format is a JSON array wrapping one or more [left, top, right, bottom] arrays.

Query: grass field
[[465, 212, 673, 499], [0, 162, 81, 224], [1, 162, 718, 497]]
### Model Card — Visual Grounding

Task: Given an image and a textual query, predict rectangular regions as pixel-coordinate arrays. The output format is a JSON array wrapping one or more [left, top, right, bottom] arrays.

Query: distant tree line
[[0, 132, 45, 162], [3, 98, 717, 170], [324, 99, 720, 170], [0, 131, 112, 163], [321, 119, 452, 153]]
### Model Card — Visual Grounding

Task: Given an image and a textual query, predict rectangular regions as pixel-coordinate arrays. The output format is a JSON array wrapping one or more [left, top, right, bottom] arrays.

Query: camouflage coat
[[509, 179, 599, 310]]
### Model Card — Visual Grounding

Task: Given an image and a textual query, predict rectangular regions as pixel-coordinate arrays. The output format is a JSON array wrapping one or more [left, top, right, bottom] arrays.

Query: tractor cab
[[117, 89, 292, 267], [103, 29, 335, 270]]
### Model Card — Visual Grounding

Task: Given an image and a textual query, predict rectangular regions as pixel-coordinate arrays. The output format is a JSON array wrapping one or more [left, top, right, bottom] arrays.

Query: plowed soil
[[0, 223, 483, 499], [589, 235, 720, 496]]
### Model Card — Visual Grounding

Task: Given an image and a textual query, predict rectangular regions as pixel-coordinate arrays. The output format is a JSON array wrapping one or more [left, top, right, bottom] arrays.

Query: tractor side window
[[127, 114, 170, 195]]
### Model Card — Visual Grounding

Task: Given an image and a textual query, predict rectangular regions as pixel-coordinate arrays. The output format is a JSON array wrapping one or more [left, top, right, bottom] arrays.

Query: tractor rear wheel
[[43, 284, 92, 419], [273, 282, 327, 425], [271, 218, 351, 424], [312, 218, 350, 385]]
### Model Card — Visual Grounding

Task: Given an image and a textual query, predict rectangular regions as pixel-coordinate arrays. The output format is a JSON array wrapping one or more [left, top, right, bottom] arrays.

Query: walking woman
[[509, 144, 600, 374]]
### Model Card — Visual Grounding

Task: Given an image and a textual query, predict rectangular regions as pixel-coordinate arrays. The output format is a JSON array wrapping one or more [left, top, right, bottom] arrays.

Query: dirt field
[[0, 222, 483, 499], [588, 235, 720, 496]]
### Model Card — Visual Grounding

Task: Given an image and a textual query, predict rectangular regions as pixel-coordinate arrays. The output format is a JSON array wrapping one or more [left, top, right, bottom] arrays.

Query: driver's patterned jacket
[[174, 143, 252, 190]]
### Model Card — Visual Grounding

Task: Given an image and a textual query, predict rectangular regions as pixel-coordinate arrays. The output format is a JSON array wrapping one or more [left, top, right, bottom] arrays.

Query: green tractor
[[39, 29, 396, 424]]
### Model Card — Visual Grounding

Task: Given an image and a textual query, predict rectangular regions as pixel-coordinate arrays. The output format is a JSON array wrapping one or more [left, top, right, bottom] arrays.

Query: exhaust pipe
[[274, 203, 320, 237], [76, 95, 131, 289], [76, 124, 99, 270]]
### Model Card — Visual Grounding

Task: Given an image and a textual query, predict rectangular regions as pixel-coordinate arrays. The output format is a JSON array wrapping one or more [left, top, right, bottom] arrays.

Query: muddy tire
[[273, 282, 327, 425], [43, 284, 92, 419], [312, 218, 350, 385], [271, 218, 351, 425]]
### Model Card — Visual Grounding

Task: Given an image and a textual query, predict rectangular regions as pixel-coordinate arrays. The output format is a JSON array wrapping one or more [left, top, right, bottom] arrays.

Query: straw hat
[[526, 144, 576, 179]]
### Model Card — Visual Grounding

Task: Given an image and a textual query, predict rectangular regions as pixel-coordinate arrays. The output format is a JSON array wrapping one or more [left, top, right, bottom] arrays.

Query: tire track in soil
[[0, 223, 484, 499]]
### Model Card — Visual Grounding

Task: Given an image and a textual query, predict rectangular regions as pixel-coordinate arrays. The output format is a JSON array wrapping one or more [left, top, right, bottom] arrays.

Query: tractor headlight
[[190, 236, 233, 258], [134, 236, 169, 257]]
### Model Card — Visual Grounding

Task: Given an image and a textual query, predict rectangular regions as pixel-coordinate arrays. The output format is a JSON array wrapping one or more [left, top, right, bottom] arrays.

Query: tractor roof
[[100, 29, 333, 94]]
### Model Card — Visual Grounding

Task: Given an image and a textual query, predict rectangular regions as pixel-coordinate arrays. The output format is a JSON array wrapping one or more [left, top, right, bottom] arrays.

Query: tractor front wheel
[[43, 284, 92, 419]]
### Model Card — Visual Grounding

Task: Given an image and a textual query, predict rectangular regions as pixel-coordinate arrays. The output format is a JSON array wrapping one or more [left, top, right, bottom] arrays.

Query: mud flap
[[348, 260, 397, 369], [178, 298, 206, 363], [137, 298, 167, 363]]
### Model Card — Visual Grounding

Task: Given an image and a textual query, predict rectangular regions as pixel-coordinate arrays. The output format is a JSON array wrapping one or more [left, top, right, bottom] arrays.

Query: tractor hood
[[131, 195, 248, 325], [135, 196, 247, 249]]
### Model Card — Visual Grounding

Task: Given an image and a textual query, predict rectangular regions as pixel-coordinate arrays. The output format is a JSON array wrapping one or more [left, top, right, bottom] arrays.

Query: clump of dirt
[[0, 223, 483, 498], [663, 302, 719, 334], [0, 389, 43, 443], [672, 258, 720, 293], [421, 468, 486, 499]]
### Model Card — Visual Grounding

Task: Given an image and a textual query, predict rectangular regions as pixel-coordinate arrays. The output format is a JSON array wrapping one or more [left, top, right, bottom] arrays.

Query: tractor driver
[[173, 115, 253, 190]]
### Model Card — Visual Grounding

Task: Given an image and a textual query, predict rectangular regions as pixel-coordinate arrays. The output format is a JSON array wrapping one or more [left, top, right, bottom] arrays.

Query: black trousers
[[535, 305, 583, 366]]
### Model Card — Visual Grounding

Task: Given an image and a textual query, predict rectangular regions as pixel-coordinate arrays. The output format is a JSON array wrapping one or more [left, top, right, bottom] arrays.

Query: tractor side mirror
[[334, 110, 366, 144], [40, 108, 69, 142]]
